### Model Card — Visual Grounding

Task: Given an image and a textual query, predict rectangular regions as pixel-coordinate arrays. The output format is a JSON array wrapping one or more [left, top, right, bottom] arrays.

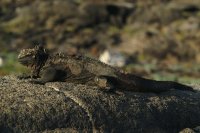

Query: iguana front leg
[[17, 70, 39, 80], [30, 67, 67, 85]]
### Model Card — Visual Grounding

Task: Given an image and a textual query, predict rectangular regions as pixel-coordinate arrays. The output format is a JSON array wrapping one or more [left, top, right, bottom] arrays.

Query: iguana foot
[[17, 73, 31, 79], [29, 79, 45, 85], [95, 76, 116, 92], [18, 73, 39, 80]]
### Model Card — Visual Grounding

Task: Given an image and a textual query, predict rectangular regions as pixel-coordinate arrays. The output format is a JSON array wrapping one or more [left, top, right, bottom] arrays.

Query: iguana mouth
[[18, 56, 35, 67]]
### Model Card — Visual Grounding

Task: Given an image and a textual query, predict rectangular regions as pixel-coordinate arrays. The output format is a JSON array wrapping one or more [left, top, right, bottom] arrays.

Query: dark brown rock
[[179, 126, 200, 133], [0, 75, 200, 133]]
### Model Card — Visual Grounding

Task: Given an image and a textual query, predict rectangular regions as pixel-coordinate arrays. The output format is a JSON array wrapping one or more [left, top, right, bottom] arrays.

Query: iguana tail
[[119, 74, 195, 93]]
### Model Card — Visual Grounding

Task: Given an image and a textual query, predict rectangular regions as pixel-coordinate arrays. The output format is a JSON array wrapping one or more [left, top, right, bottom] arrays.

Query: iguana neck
[[32, 53, 49, 77]]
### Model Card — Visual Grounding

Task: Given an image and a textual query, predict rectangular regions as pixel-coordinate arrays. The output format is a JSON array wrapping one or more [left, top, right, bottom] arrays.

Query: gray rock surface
[[0, 75, 200, 133], [179, 126, 200, 133]]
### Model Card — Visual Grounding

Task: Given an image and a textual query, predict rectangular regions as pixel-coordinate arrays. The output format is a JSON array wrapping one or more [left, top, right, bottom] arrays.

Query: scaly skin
[[18, 45, 194, 93]]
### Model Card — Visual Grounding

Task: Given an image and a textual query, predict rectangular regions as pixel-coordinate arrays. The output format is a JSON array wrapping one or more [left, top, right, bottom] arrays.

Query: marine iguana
[[17, 45, 194, 93]]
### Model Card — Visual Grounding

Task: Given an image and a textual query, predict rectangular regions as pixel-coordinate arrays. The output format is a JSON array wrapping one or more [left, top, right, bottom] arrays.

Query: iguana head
[[18, 45, 48, 67]]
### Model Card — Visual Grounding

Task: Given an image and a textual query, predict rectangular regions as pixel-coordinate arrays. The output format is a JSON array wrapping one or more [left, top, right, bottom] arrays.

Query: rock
[[179, 128, 195, 133], [179, 126, 200, 133], [80, 2, 134, 27], [99, 50, 126, 67], [194, 126, 200, 133], [0, 0, 136, 54], [0, 75, 200, 133]]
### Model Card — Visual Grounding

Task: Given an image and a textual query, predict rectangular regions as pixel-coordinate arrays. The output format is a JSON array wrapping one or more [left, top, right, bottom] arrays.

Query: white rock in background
[[0, 57, 3, 67], [99, 50, 126, 67]]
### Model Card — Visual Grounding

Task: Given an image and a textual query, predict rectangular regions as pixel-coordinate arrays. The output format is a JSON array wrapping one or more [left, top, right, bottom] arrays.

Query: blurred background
[[0, 0, 200, 83]]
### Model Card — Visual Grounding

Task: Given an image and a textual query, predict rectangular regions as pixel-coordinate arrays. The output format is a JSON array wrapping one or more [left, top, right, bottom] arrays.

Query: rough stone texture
[[0, 75, 200, 133], [179, 126, 200, 133]]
